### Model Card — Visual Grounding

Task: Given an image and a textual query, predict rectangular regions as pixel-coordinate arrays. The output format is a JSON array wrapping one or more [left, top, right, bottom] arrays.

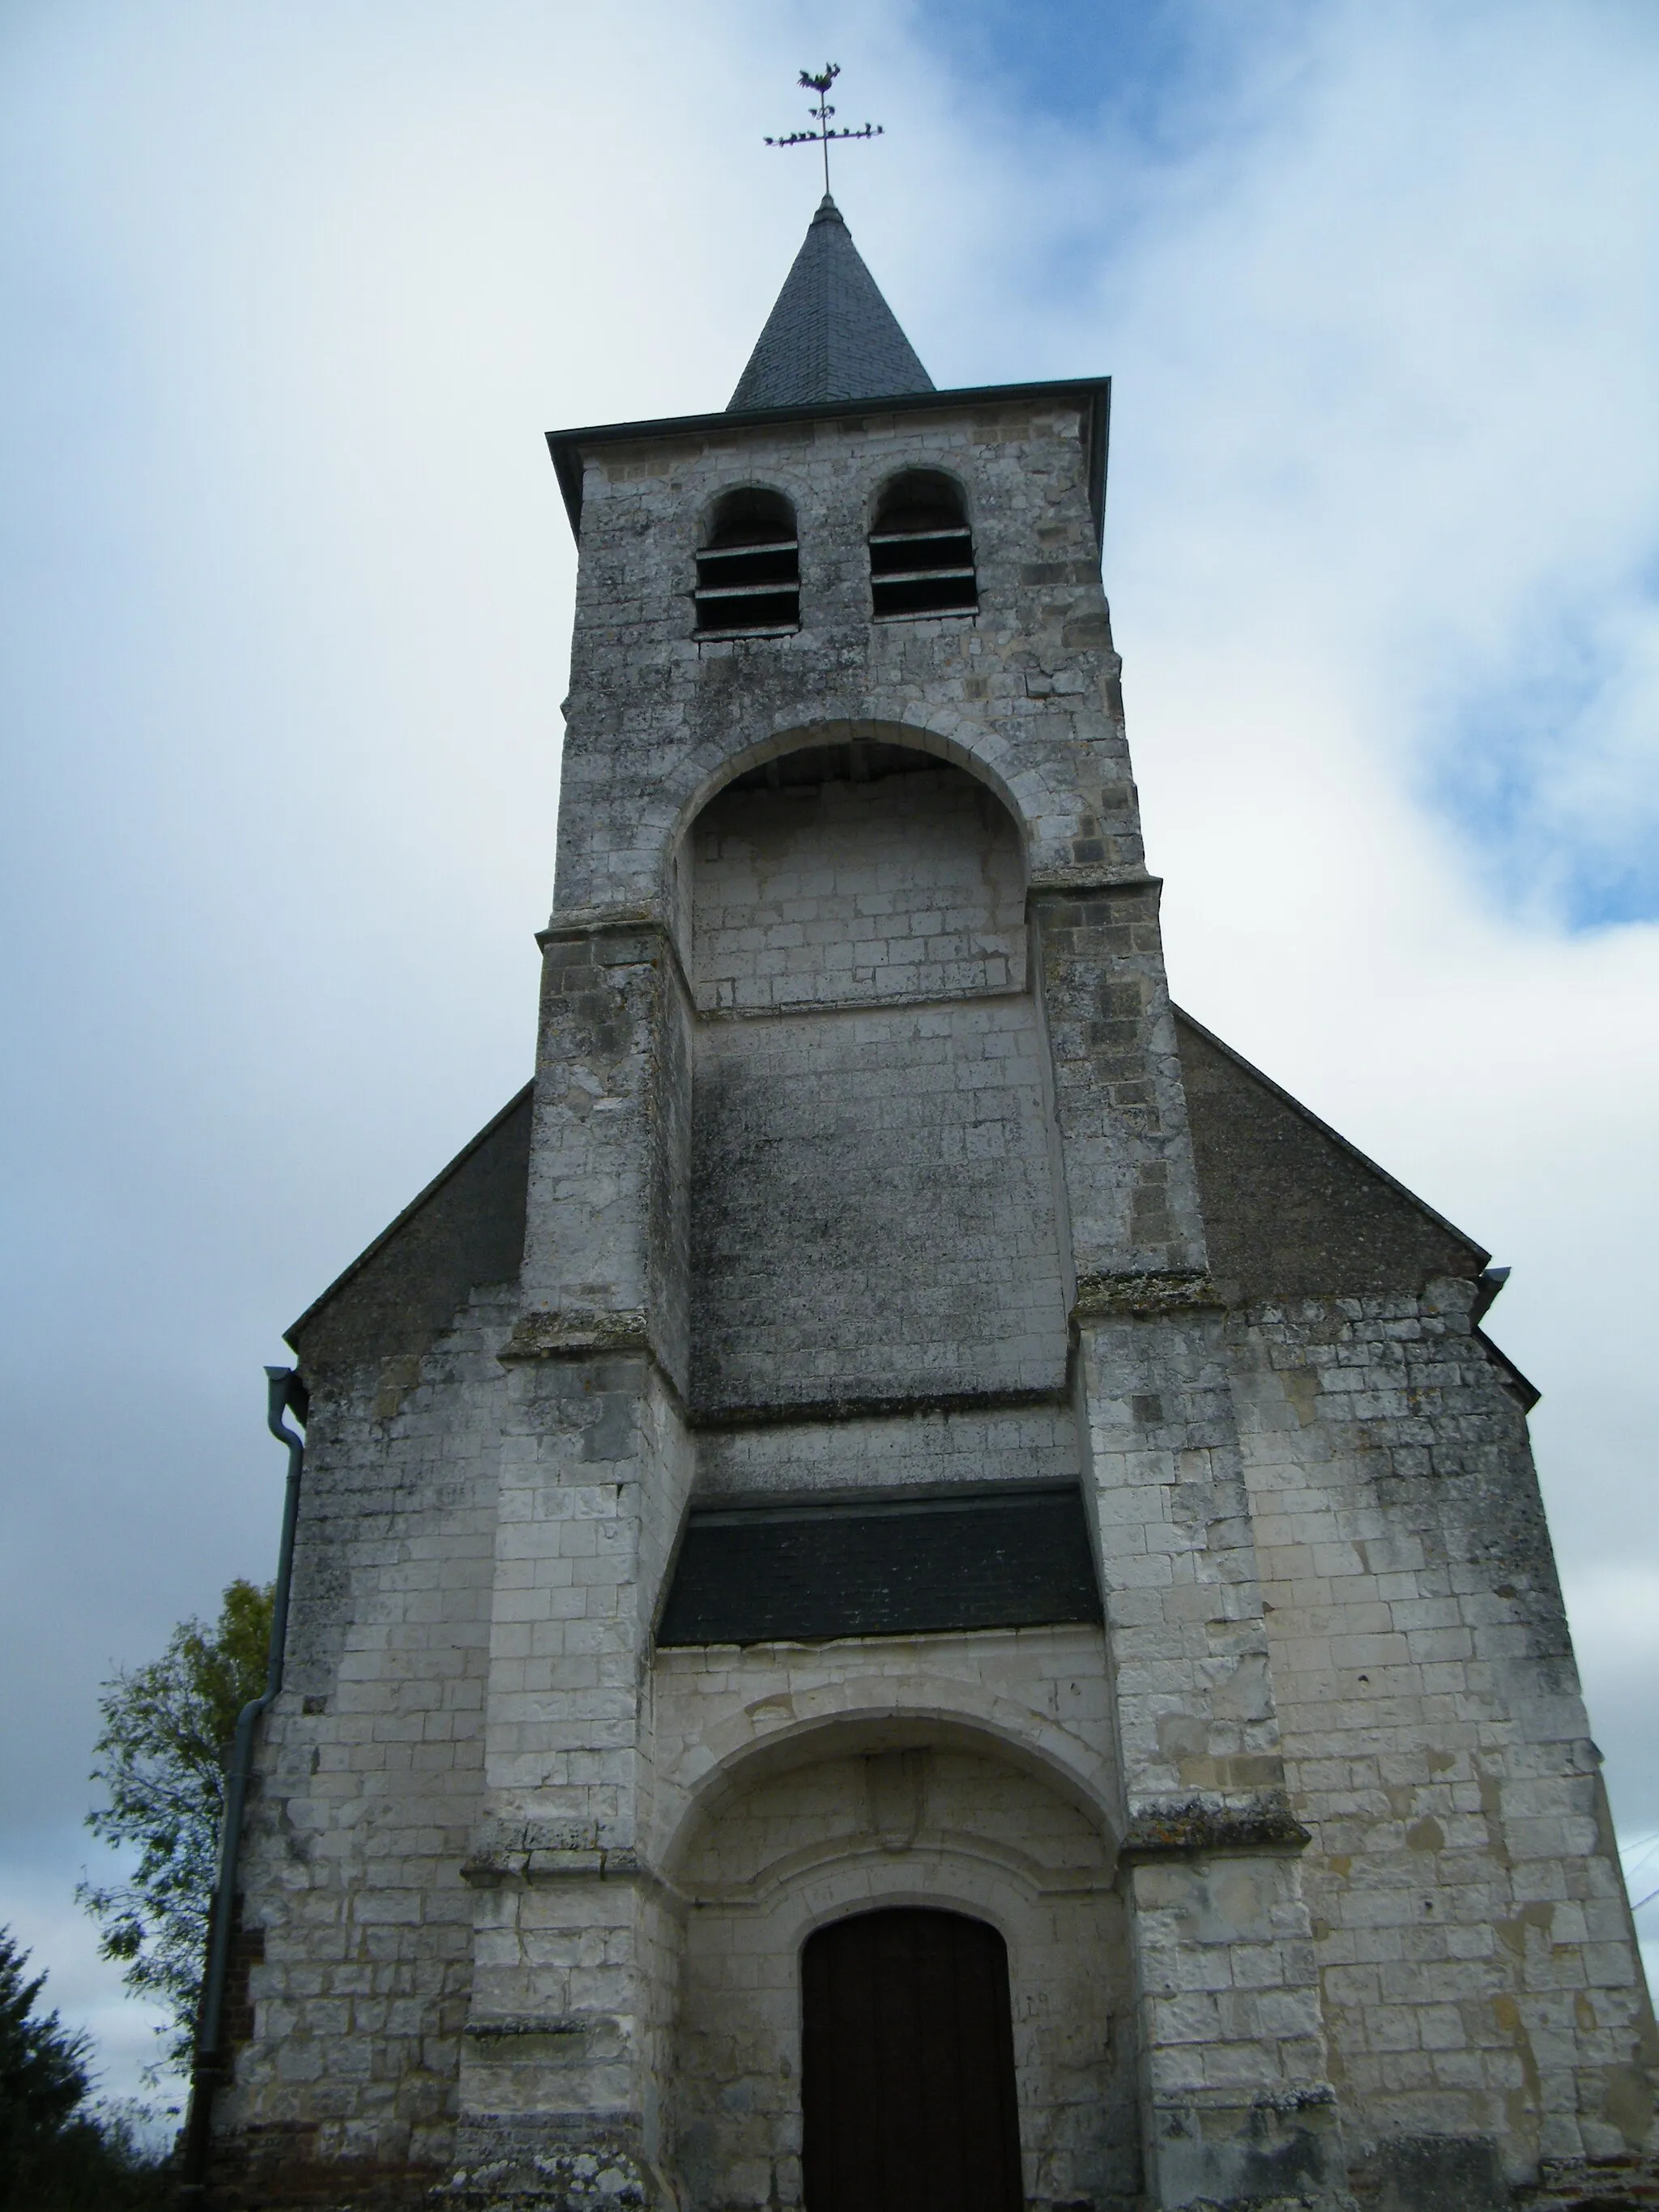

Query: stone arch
[[675, 721, 1029, 1026], [723, 1852, 1053, 1970], [685, 458, 821, 546], [650, 1666, 1120, 1882], [698, 481, 798, 548], [659, 1704, 1136, 2212], [866, 461, 976, 536], [666, 713, 1033, 889]]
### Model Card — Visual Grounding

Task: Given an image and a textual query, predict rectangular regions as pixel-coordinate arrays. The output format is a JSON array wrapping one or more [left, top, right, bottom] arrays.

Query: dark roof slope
[[284, 1016, 1494, 1375], [1175, 1009, 1488, 1298], [729, 194, 933, 411], [286, 1085, 532, 1369]]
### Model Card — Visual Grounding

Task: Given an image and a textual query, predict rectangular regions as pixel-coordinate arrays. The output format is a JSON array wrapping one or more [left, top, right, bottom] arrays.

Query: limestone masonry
[[204, 195, 1658, 2212]]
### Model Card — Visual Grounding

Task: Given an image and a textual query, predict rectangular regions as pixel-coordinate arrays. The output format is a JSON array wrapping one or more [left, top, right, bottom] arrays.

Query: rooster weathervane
[[766, 65, 883, 197]]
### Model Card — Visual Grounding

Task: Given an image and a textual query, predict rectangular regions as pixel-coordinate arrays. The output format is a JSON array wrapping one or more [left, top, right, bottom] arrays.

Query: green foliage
[[0, 1928, 173, 2207], [0, 1928, 89, 2153], [79, 1579, 275, 2076]]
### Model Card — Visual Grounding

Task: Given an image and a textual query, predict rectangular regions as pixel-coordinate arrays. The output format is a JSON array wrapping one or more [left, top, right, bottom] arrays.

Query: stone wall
[[549, 394, 1137, 932], [689, 760, 1025, 1014], [684, 752, 1065, 1417], [217, 1284, 514, 2189], [1234, 1285, 1659, 2192], [214, 353, 1659, 2212], [690, 994, 1066, 1413], [693, 1401, 1082, 1504], [669, 1740, 1138, 2212]]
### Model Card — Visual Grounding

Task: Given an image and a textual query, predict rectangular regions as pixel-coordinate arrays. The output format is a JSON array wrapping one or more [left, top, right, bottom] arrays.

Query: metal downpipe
[[178, 1364, 307, 2201]]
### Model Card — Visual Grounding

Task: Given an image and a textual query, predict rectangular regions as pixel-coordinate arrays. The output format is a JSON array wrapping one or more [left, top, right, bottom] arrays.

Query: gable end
[[286, 1084, 533, 1370], [1175, 1009, 1489, 1301]]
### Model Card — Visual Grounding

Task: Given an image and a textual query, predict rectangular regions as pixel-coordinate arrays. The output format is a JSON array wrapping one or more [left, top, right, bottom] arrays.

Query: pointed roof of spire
[[729, 196, 934, 412]]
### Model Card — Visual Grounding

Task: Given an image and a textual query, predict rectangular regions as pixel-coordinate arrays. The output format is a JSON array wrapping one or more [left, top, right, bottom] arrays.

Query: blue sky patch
[[1427, 573, 1659, 930]]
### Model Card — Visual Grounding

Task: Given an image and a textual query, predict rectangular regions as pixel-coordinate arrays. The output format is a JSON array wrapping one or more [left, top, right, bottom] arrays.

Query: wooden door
[[801, 1907, 1024, 2212]]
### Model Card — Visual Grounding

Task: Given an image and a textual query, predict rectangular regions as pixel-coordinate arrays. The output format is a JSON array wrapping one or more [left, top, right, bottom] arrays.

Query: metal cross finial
[[766, 64, 883, 197]]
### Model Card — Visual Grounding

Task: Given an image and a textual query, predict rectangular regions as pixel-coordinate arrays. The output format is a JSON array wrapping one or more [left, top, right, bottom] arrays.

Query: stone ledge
[[535, 910, 663, 945], [1073, 1269, 1229, 1320], [1120, 1792, 1312, 1860], [1027, 871, 1162, 900], [1514, 2152, 1659, 2209], [687, 1379, 1067, 1430], [499, 1309, 651, 1362], [461, 1838, 671, 1894]]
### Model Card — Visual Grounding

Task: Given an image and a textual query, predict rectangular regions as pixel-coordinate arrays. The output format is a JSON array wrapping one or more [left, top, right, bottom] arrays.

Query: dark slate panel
[[656, 1488, 1102, 1647], [1175, 1009, 1488, 1300], [729, 195, 934, 411], [286, 1085, 532, 1368]]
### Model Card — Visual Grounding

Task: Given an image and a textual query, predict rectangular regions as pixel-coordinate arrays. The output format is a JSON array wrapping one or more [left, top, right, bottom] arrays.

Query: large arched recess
[[665, 716, 1032, 898], [650, 1680, 1121, 1884], [655, 1699, 1139, 2212], [677, 727, 1071, 1417]]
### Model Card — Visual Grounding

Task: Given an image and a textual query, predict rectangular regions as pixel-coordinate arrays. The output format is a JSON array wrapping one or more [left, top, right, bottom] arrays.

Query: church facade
[[207, 198, 1657, 2211]]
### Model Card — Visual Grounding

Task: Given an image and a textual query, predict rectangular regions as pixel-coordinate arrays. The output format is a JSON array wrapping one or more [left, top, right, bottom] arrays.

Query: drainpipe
[[178, 1364, 308, 2200]]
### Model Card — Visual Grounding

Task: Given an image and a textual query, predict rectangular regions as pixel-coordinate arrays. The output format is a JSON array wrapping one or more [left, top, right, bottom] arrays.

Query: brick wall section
[[478, 1357, 692, 1844], [690, 995, 1068, 1412], [519, 925, 681, 1358], [648, 951, 694, 1391], [1080, 1315, 1289, 1812], [694, 1402, 1081, 1502], [1032, 886, 1208, 1281], [221, 1285, 512, 2182], [1232, 1285, 1659, 2186], [1077, 1311, 1347, 2204], [460, 1353, 695, 2179], [549, 399, 1139, 926], [689, 765, 1025, 1013]]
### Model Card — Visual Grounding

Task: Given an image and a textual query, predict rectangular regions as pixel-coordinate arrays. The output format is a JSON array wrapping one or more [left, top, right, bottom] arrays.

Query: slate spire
[[729, 195, 934, 412]]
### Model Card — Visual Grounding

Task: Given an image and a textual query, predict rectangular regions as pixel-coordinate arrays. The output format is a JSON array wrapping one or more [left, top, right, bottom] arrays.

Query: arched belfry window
[[868, 471, 978, 620], [694, 488, 800, 638]]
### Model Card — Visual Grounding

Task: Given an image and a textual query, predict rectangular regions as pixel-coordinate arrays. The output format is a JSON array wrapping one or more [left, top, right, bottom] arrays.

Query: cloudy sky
[[3, 0, 1657, 2102]]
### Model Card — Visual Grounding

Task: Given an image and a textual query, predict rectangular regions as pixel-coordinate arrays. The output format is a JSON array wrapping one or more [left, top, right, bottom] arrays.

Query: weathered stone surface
[[217, 217, 1656, 2212]]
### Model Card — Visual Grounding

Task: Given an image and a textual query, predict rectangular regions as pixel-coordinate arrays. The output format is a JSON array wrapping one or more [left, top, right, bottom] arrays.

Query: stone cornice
[[1026, 872, 1161, 901], [1072, 1269, 1229, 1321], [499, 1307, 653, 1363], [1119, 1792, 1312, 1863]]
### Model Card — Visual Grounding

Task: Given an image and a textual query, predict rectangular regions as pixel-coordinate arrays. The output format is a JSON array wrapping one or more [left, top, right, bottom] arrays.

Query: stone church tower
[[203, 197, 1657, 2211]]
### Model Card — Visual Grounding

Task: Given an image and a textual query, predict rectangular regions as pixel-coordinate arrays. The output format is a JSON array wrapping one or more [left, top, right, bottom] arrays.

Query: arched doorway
[[801, 1907, 1024, 2212]]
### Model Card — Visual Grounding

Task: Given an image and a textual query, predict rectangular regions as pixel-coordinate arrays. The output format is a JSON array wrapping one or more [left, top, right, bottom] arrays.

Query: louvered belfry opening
[[694, 487, 800, 637], [869, 469, 978, 620]]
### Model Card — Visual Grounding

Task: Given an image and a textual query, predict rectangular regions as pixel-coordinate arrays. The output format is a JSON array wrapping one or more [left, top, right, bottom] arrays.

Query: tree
[[0, 1928, 89, 2162], [0, 1926, 171, 2206], [79, 1578, 275, 2076]]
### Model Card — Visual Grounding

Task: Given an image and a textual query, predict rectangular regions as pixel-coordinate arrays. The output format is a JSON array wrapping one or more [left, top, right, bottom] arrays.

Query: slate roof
[[728, 194, 934, 411], [656, 1489, 1102, 1647], [286, 1011, 1494, 1369]]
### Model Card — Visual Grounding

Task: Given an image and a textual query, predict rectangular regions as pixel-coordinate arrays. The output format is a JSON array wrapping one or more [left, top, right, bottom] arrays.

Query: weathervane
[[766, 65, 883, 197]]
